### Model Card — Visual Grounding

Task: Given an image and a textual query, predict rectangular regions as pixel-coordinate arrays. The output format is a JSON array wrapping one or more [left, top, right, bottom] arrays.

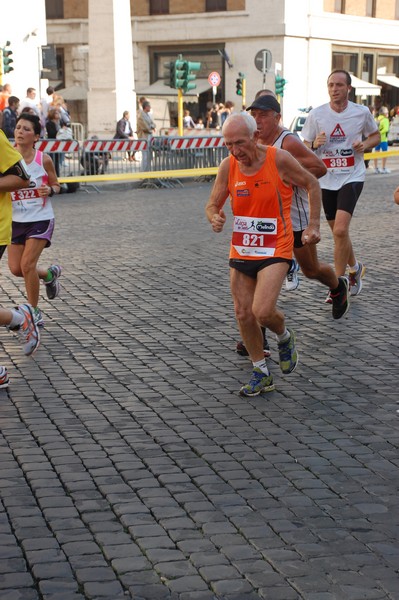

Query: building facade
[[0, 0, 47, 105], [44, 0, 399, 134]]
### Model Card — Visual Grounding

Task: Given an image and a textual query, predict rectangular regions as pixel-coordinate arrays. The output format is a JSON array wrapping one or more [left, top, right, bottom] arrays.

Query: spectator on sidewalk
[[137, 102, 156, 171], [19, 87, 40, 117], [114, 110, 135, 161], [51, 94, 71, 127], [45, 107, 62, 176], [373, 107, 390, 174], [207, 104, 219, 129], [183, 109, 196, 129], [1, 96, 20, 139], [40, 86, 55, 122], [0, 83, 12, 111], [136, 102, 156, 138]]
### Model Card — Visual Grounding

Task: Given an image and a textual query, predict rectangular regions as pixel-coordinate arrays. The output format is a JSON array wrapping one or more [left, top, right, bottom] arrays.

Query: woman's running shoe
[[0, 366, 10, 389], [45, 265, 62, 300]]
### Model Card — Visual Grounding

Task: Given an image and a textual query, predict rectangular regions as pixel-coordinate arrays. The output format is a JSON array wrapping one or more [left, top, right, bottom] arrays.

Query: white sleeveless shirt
[[11, 150, 54, 223], [273, 129, 309, 232]]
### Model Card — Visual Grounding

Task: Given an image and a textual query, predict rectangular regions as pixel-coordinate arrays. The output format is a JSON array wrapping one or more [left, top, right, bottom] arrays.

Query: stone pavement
[[0, 165, 398, 600]]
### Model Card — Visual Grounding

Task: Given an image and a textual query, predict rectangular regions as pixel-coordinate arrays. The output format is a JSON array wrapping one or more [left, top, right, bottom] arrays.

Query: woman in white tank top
[[8, 113, 62, 326]]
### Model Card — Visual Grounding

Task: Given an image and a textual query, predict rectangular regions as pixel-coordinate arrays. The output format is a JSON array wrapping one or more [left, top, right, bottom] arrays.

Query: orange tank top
[[228, 146, 293, 261]]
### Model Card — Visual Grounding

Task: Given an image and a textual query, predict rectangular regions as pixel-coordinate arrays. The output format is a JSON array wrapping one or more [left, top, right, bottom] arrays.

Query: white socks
[[276, 328, 290, 343], [253, 358, 269, 375], [9, 310, 24, 329]]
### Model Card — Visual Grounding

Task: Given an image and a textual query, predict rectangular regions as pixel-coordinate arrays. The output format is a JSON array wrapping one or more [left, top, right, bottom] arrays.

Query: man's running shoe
[[0, 366, 10, 389], [236, 335, 271, 358], [285, 259, 300, 291], [33, 307, 45, 327], [16, 304, 40, 356], [239, 368, 275, 397], [45, 265, 62, 300], [330, 276, 350, 320], [348, 262, 365, 297], [277, 328, 298, 374], [325, 291, 332, 304]]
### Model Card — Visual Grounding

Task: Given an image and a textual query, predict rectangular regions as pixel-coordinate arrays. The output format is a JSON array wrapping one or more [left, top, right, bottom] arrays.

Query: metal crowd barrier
[[22, 138, 399, 192], [150, 136, 227, 172], [29, 136, 228, 189], [34, 139, 148, 181]]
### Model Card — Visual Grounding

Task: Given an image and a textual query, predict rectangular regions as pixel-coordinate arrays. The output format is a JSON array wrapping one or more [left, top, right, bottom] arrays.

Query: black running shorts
[[229, 257, 291, 280], [322, 181, 364, 221]]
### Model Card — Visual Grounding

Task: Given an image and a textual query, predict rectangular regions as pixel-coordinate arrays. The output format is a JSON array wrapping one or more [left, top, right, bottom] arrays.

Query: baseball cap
[[246, 96, 281, 113]]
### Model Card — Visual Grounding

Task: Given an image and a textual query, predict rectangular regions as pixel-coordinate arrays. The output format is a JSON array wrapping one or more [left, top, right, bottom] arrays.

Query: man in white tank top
[[236, 93, 350, 359]]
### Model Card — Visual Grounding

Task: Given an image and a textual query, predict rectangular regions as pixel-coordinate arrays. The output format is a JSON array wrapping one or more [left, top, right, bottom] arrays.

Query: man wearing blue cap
[[235, 92, 350, 359]]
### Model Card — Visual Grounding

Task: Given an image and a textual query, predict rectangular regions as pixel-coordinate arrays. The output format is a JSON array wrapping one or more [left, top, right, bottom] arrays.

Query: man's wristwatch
[[48, 186, 55, 197]]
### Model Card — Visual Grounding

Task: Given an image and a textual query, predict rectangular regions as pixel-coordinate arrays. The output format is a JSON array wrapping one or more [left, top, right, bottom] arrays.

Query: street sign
[[42, 45, 57, 70], [254, 49, 272, 74], [208, 71, 221, 87]]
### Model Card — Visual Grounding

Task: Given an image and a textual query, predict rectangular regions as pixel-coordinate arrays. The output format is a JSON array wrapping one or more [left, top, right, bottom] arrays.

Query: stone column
[[87, 0, 135, 138]]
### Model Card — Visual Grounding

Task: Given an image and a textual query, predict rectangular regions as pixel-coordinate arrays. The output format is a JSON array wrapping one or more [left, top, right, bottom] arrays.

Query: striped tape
[[83, 139, 148, 152], [169, 137, 225, 150], [35, 140, 80, 153]]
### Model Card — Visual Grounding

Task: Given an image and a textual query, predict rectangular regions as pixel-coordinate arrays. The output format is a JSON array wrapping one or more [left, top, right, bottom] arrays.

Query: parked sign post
[[254, 49, 272, 89], [208, 71, 221, 105]]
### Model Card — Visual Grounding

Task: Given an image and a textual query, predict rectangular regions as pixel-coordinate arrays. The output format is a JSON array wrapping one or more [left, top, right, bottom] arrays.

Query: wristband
[[48, 186, 55, 197]]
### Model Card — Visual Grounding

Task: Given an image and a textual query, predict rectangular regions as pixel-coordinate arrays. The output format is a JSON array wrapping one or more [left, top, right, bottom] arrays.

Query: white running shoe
[[16, 304, 40, 356], [349, 262, 366, 297], [0, 366, 9, 389], [285, 259, 300, 291]]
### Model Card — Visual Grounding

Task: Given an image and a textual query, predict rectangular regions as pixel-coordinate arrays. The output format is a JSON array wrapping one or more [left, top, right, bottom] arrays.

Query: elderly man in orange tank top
[[205, 113, 322, 396]]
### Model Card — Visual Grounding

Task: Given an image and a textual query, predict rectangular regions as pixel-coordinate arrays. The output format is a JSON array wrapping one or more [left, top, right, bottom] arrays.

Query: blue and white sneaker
[[285, 259, 300, 291], [239, 368, 275, 397], [277, 328, 298, 374]]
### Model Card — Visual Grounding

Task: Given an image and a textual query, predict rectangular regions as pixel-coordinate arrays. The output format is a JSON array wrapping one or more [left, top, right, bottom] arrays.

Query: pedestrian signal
[[236, 73, 244, 96], [2, 41, 14, 74], [275, 74, 286, 96]]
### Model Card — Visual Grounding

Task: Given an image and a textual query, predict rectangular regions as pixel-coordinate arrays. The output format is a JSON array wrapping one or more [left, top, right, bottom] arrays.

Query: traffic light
[[2, 41, 14, 74], [236, 73, 244, 96], [174, 59, 186, 89], [163, 61, 175, 88], [275, 74, 286, 96], [181, 60, 201, 92], [164, 56, 201, 93]]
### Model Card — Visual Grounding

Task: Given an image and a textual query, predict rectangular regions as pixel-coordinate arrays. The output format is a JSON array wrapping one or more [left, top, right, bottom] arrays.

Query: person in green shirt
[[373, 107, 390, 174]]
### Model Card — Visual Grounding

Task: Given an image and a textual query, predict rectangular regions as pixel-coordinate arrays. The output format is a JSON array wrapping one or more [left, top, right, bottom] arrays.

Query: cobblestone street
[[0, 164, 398, 600]]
